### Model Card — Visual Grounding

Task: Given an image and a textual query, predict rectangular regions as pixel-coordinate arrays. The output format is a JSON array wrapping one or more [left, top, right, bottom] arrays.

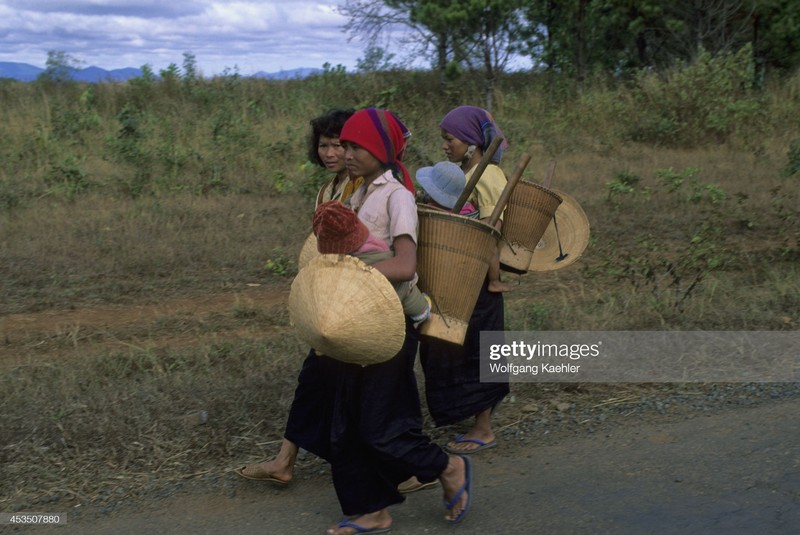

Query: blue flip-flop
[[444, 434, 497, 454], [443, 455, 473, 524], [329, 517, 392, 534]]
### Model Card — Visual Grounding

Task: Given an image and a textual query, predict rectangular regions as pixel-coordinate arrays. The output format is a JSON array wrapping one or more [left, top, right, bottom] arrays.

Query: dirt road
[[33, 396, 799, 535]]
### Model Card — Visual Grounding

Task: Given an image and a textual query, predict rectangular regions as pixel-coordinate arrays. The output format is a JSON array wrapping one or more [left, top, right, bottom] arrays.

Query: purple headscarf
[[439, 105, 509, 164]]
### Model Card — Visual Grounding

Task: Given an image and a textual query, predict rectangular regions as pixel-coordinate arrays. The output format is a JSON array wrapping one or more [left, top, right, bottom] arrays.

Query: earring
[[463, 144, 476, 164]]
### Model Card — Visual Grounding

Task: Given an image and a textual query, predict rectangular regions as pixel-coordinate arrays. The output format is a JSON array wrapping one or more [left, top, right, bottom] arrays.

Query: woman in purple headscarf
[[419, 105, 511, 458]]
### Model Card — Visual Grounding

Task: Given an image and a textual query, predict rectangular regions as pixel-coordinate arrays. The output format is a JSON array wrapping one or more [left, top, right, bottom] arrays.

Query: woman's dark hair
[[307, 108, 355, 166]]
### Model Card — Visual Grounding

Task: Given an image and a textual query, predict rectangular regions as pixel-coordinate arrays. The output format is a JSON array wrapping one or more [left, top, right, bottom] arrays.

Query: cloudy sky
[[0, 0, 375, 75]]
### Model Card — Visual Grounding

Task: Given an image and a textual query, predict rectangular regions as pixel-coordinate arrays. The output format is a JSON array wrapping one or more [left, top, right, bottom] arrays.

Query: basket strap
[[552, 213, 568, 262]]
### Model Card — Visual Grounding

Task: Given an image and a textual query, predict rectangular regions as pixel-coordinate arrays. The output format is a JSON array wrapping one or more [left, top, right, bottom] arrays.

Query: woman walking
[[236, 108, 356, 485], [419, 105, 511, 455]]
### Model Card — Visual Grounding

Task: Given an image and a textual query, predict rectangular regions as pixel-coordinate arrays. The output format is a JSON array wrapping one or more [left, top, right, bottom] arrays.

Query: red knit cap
[[312, 201, 370, 254], [339, 108, 415, 193]]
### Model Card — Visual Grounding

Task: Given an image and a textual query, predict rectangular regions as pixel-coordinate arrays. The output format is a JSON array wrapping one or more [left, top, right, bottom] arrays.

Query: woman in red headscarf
[[285, 108, 473, 534]]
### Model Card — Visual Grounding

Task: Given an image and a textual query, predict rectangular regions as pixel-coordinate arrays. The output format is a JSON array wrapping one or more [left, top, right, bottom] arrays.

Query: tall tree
[[339, 0, 525, 109], [522, 0, 800, 78], [455, 0, 526, 109], [588, 0, 670, 71], [749, 0, 800, 76], [38, 51, 83, 84], [664, 1, 755, 61], [338, 0, 454, 81]]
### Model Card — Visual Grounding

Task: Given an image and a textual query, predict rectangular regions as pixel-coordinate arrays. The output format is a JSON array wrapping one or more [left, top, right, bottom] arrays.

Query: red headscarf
[[339, 108, 415, 192]]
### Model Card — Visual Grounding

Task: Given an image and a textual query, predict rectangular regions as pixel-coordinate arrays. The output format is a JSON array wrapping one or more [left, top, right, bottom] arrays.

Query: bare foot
[[327, 510, 392, 535], [488, 279, 515, 293], [236, 457, 293, 484], [439, 455, 470, 523]]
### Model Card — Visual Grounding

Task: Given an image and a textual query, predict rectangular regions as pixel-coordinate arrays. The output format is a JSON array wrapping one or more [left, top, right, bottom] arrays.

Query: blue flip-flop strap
[[337, 519, 388, 533], [339, 520, 366, 533], [444, 482, 467, 510], [444, 456, 472, 524], [454, 434, 493, 446]]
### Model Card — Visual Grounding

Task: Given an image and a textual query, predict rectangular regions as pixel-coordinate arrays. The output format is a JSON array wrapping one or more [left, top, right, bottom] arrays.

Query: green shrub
[[605, 170, 642, 202], [623, 45, 766, 146]]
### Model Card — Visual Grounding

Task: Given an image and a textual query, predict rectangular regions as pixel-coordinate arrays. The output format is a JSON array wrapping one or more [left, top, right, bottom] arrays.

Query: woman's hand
[[372, 234, 416, 282]]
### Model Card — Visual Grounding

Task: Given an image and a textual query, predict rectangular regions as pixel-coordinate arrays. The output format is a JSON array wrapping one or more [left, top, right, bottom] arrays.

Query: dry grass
[[1, 77, 798, 510], [1, 194, 310, 314]]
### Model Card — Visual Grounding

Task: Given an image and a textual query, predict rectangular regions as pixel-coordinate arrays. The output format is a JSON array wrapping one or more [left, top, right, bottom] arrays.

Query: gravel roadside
[[35, 381, 798, 528]]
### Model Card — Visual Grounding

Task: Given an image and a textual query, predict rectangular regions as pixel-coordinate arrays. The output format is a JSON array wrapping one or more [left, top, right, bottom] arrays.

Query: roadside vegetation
[[1, 48, 799, 510]]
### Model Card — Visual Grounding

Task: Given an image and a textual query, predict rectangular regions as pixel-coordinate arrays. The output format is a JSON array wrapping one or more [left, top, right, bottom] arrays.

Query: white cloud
[[0, 0, 367, 74], [4, 1, 206, 18]]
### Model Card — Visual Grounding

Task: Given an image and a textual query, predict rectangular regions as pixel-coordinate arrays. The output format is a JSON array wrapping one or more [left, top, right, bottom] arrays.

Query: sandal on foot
[[234, 462, 290, 485], [443, 455, 473, 524], [444, 434, 497, 454], [331, 518, 391, 534], [398, 478, 438, 494]]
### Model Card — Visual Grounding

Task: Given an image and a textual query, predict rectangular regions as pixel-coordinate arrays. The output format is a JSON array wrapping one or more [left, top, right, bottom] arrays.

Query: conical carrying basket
[[499, 180, 563, 273], [416, 207, 501, 345]]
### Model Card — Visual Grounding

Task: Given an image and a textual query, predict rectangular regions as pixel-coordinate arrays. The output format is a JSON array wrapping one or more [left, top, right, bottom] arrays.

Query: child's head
[[312, 201, 369, 254], [416, 161, 467, 210]]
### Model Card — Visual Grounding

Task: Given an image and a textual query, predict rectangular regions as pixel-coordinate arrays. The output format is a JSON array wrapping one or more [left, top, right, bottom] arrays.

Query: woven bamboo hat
[[528, 189, 590, 272], [298, 233, 319, 270], [289, 254, 405, 366]]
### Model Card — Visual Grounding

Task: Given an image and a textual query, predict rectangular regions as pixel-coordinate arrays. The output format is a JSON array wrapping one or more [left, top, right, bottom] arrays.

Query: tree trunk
[[751, 12, 764, 88], [576, 0, 588, 86], [635, 31, 648, 67], [483, 42, 495, 111], [546, 0, 556, 101], [436, 31, 448, 91]]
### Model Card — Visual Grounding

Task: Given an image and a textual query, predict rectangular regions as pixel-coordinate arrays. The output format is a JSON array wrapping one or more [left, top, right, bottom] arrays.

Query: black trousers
[[419, 278, 510, 427], [285, 320, 449, 515]]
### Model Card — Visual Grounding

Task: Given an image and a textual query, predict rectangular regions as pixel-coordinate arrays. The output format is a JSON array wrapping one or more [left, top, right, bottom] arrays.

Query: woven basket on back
[[289, 254, 405, 366], [416, 207, 500, 345], [499, 180, 563, 273]]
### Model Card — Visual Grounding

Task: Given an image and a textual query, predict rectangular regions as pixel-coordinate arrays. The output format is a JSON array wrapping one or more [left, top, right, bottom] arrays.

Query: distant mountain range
[[0, 62, 323, 82], [251, 67, 324, 80]]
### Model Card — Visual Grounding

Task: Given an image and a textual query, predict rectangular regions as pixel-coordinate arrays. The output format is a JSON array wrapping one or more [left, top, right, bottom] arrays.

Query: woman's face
[[441, 128, 470, 163], [343, 141, 383, 182], [318, 135, 346, 174]]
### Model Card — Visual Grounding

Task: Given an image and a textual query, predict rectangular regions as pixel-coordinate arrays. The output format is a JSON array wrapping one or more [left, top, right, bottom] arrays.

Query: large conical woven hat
[[298, 233, 319, 270], [529, 189, 590, 272], [289, 254, 405, 366]]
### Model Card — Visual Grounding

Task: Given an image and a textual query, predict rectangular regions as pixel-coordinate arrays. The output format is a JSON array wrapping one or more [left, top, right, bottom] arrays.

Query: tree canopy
[[340, 0, 800, 108]]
